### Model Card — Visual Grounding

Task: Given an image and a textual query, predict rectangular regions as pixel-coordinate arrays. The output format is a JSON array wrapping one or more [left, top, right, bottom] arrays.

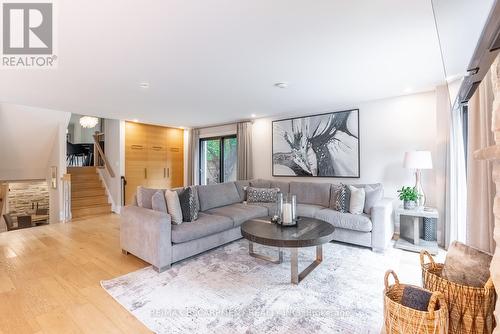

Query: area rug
[[102, 240, 431, 334]]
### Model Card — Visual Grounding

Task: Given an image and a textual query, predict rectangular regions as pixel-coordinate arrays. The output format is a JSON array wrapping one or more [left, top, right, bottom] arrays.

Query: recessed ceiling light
[[274, 82, 288, 89], [139, 82, 150, 89], [251, 114, 256, 118]]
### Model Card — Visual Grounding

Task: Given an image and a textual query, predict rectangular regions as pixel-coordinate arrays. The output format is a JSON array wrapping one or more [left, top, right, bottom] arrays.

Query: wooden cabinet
[[125, 122, 184, 205]]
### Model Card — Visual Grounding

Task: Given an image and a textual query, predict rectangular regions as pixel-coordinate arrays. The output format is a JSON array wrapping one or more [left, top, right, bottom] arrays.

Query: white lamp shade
[[403, 151, 433, 169]]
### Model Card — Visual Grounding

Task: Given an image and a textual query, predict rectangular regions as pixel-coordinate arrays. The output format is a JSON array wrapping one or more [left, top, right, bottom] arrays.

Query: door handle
[[144, 168, 147, 179]]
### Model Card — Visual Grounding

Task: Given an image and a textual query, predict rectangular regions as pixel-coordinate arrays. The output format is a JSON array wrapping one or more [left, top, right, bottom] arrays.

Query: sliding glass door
[[199, 136, 237, 185]]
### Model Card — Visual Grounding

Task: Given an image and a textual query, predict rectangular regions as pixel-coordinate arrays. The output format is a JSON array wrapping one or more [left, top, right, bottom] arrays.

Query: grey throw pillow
[[247, 187, 279, 203], [137, 186, 163, 209], [401, 286, 432, 311], [151, 191, 168, 213], [363, 184, 383, 214], [178, 186, 199, 222]]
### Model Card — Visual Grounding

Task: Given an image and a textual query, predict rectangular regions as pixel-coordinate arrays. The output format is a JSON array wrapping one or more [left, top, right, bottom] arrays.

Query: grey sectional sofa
[[121, 180, 393, 272]]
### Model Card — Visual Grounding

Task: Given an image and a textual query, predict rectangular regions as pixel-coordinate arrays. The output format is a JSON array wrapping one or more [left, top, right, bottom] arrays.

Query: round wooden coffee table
[[241, 217, 335, 284]]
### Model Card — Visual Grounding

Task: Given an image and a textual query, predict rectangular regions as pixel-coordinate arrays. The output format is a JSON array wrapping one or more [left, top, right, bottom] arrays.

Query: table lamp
[[403, 151, 433, 207]]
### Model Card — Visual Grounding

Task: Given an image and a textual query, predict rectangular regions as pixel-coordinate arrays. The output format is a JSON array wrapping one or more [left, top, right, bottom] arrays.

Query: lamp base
[[415, 169, 426, 208]]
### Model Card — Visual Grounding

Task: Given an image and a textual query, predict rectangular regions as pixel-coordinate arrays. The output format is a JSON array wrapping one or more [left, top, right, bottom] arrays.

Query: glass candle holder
[[282, 194, 297, 226], [274, 192, 283, 224]]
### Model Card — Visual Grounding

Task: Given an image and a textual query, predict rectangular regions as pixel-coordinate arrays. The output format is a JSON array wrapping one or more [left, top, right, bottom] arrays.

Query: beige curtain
[[187, 129, 200, 185], [237, 122, 253, 180], [467, 70, 495, 253]]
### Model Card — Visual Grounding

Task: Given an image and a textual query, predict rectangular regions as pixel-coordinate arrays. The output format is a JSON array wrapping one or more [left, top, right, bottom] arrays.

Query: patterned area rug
[[102, 240, 436, 334]]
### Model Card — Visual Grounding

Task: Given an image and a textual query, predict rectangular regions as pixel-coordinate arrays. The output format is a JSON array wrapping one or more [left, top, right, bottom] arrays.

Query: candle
[[283, 203, 292, 224]]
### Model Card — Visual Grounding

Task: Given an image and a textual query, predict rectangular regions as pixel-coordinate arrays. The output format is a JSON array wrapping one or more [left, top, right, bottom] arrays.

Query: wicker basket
[[420, 250, 496, 334], [384, 270, 448, 334]]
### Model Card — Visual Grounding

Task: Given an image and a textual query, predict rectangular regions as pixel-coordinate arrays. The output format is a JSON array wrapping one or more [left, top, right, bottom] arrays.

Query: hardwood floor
[[0, 214, 151, 334]]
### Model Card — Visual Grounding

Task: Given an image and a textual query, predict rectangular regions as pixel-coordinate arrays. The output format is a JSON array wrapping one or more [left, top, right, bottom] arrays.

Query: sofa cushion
[[249, 179, 271, 188], [171, 213, 233, 244], [270, 181, 290, 193], [361, 184, 383, 214], [197, 182, 241, 211], [206, 203, 268, 227], [249, 202, 276, 216], [290, 182, 331, 207], [235, 180, 250, 202], [315, 208, 373, 232], [297, 204, 325, 218], [137, 186, 164, 209]]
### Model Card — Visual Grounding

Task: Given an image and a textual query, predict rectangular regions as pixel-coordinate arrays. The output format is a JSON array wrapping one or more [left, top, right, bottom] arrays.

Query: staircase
[[68, 167, 112, 219]]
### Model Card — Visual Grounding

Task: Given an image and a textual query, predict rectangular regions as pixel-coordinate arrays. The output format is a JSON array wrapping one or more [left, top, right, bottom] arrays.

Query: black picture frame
[[271, 109, 360, 178]]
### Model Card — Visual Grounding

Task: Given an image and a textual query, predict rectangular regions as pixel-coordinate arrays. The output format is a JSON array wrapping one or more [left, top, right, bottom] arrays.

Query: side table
[[394, 206, 439, 255]]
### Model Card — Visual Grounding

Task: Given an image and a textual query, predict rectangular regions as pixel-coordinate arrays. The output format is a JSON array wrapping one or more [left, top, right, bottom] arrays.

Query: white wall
[[251, 91, 442, 232], [99, 119, 125, 213], [0, 103, 70, 224]]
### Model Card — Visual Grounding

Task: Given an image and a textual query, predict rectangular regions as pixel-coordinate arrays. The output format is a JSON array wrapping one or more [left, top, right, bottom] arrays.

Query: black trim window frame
[[199, 135, 237, 185]]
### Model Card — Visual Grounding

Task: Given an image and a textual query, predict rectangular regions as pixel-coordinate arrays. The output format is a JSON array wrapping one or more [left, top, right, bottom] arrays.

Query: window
[[199, 136, 237, 185]]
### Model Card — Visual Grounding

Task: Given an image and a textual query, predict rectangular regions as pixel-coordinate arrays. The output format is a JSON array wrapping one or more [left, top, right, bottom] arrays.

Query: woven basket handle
[[419, 250, 436, 268], [384, 270, 400, 289], [427, 291, 446, 319], [485, 277, 494, 289]]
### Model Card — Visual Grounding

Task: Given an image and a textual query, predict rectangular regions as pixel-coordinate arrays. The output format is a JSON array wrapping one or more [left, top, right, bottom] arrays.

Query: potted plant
[[397, 186, 420, 210]]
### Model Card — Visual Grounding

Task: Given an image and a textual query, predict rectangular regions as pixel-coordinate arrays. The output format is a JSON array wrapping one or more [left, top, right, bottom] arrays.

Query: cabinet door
[[165, 128, 184, 188], [125, 122, 148, 205], [146, 125, 168, 189]]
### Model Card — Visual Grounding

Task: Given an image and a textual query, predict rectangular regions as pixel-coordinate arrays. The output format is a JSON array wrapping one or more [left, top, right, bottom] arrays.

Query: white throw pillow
[[165, 189, 183, 225], [348, 185, 365, 215]]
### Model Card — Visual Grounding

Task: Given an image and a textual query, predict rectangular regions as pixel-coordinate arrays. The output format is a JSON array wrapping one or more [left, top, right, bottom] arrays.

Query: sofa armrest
[[120, 205, 172, 272], [371, 198, 394, 252]]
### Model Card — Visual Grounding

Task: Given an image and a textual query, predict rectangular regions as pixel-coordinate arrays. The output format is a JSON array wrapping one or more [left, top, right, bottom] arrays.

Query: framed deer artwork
[[272, 109, 360, 178]]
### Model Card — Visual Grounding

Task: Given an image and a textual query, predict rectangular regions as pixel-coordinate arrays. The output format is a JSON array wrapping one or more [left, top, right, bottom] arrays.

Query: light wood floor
[[0, 214, 151, 334]]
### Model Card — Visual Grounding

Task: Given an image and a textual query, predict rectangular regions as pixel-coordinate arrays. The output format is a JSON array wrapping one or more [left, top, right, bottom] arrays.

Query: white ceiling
[[0, 0, 488, 128]]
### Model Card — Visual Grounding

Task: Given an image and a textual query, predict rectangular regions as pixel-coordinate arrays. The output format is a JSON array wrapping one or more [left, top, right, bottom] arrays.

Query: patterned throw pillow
[[333, 184, 350, 213], [178, 186, 199, 222], [247, 187, 279, 203]]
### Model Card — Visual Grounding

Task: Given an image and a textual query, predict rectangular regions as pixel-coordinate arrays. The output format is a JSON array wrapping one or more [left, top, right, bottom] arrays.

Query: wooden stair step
[[72, 195, 109, 208], [72, 204, 111, 218], [72, 188, 106, 198], [72, 182, 103, 190], [71, 174, 100, 182], [67, 167, 98, 175]]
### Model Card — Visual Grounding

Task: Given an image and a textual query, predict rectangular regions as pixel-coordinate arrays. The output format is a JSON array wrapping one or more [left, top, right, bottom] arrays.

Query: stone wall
[[7, 181, 49, 215]]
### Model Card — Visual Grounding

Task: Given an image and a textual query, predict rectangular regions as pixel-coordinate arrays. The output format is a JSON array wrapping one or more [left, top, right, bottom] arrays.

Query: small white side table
[[394, 206, 439, 255]]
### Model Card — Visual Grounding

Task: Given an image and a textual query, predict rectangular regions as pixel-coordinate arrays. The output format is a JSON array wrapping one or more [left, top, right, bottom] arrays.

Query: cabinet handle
[[167, 168, 170, 178], [152, 146, 162, 151], [164, 168, 166, 178], [131, 145, 144, 150], [144, 168, 147, 179]]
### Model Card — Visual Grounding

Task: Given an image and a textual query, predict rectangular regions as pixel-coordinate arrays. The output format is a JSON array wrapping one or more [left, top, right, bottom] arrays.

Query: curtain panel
[[237, 122, 253, 180], [187, 129, 200, 185], [467, 70, 496, 253]]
